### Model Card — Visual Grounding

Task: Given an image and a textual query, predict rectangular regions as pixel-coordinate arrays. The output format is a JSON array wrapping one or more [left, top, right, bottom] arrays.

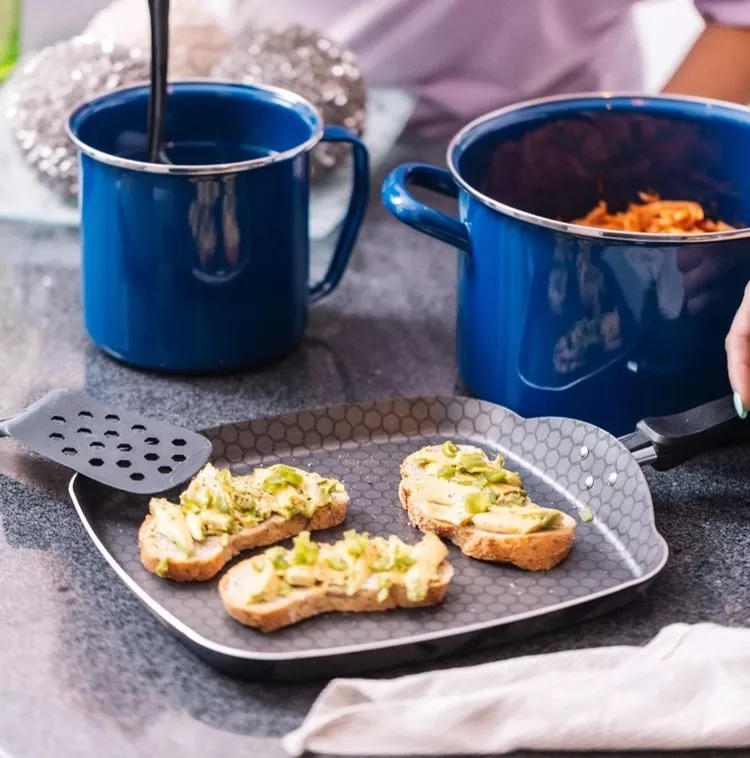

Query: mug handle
[[381, 163, 471, 252], [309, 125, 371, 303]]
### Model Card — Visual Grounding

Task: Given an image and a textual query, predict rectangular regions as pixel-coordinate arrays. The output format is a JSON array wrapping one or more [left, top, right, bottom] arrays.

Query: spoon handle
[[147, 0, 170, 163]]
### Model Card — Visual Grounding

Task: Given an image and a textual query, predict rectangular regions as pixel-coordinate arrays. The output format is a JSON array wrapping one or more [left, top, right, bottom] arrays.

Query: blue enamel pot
[[382, 94, 750, 436]]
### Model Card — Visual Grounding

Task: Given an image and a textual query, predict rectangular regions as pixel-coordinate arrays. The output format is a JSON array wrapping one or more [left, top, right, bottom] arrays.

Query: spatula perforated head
[[2, 390, 213, 494]]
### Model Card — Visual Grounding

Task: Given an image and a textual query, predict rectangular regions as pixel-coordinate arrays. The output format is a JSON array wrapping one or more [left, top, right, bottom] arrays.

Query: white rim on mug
[[65, 78, 325, 176], [446, 91, 750, 244]]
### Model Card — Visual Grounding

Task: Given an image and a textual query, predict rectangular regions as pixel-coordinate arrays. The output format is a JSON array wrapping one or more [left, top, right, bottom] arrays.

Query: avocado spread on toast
[[148, 463, 346, 556], [240, 530, 448, 605], [409, 444, 564, 535]]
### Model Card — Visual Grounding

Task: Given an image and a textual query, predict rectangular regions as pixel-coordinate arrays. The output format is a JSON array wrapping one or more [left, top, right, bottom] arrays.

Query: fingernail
[[734, 392, 748, 420]]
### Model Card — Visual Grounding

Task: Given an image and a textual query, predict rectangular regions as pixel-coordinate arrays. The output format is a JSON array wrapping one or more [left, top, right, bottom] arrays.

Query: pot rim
[[66, 78, 325, 176], [446, 91, 750, 244]]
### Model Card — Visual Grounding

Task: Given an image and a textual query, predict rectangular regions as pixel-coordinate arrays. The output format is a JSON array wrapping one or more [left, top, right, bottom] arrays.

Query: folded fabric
[[283, 623, 750, 756]]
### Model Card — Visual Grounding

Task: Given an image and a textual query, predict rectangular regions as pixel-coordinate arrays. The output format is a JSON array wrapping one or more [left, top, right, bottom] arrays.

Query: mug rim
[[446, 91, 750, 243], [66, 78, 325, 176]]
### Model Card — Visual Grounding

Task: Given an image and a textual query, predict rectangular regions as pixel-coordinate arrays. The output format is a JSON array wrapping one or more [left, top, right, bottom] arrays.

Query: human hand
[[725, 281, 750, 418]]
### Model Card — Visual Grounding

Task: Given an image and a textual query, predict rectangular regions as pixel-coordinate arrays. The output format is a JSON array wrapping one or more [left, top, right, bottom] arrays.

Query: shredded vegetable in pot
[[572, 192, 734, 234]]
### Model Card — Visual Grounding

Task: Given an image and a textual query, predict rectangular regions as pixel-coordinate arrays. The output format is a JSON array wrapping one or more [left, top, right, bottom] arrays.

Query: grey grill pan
[[69, 395, 683, 680]]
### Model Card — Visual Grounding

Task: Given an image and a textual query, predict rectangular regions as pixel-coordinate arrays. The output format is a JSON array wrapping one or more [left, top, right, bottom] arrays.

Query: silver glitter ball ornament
[[5, 35, 151, 202], [212, 25, 367, 179]]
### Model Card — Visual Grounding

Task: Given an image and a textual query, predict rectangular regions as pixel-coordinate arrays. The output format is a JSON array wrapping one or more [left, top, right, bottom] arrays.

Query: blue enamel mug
[[382, 94, 750, 437], [67, 81, 369, 373]]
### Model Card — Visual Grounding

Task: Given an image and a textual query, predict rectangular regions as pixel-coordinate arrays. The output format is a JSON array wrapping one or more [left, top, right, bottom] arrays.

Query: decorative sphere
[[84, 0, 231, 77], [212, 25, 367, 179], [5, 36, 151, 202]]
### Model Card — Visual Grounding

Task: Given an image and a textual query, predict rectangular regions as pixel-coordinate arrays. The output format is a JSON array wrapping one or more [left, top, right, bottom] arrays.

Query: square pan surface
[[69, 396, 668, 679]]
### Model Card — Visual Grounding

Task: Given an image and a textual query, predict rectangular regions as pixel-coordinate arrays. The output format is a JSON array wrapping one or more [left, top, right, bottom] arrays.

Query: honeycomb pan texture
[[69, 396, 669, 680]]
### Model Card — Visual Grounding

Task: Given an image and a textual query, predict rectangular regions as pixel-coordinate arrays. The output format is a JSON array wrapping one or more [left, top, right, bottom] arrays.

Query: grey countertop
[[0, 139, 749, 758]]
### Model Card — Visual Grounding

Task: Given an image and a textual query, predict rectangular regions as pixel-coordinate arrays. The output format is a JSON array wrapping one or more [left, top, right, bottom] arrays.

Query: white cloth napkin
[[283, 623, 750, 756]]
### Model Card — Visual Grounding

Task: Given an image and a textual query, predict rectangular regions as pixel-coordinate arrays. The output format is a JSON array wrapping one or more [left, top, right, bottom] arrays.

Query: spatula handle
[[0, 390, 69, 439], [620, 394, 750, 471]]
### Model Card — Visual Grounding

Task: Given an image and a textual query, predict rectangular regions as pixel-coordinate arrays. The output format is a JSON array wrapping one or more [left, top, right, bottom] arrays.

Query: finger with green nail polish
[[734, 392, 748, 420]]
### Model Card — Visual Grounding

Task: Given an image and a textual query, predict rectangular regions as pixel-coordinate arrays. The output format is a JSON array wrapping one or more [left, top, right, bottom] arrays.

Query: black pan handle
[[620, 394, 750, 471]]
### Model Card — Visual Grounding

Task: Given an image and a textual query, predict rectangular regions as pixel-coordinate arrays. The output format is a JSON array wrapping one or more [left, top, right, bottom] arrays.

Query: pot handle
[[381, 163, 471, 252], [620, 394, 750, 471], [309, 126, 370, 303]]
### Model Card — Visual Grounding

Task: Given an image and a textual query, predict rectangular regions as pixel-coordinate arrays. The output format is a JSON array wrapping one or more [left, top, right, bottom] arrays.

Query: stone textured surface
[[0, 139, 748, 757]]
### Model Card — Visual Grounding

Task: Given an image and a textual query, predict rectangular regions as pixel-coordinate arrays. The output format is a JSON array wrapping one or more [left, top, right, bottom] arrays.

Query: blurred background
[[22, 0, 705, 91]]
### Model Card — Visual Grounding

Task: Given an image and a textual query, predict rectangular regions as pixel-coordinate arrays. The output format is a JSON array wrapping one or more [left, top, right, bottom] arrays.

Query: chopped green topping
[[200, 509, 234, 534], [539, 512, 562, 529], [465, 490, 493, 515], [290, 531, 319, 565], [580, 507, 595, 523], [343, 529, 371, 557], [214, 470, 235, 512], [234, 494, 258, 512], [276, 464, 305, 486], [263, 464, 305, 493], [305, 482, 334, 517], [372, 540, 416, 573], [437, 465, 456, 479], [495, 491, 528, 507], [441, 440, 458, 458], [458, 452, 490, 474], [185, 512, 204, 542], [425, 444, 520, 495], [179, 463, 233, 514], [155, 557, 170, 577]]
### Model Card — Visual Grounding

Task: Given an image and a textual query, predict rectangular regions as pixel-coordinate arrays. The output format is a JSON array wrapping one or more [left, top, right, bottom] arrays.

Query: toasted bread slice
[[139, 498, 347, 582], [219, 531, 453, 632], [399, 480, 575, 570], [139, 463, 349, 582], [400, 443, 575, 571]]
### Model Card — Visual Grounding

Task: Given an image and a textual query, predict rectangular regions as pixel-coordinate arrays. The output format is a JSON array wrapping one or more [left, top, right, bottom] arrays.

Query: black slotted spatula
[[0, 390, 213, 494]]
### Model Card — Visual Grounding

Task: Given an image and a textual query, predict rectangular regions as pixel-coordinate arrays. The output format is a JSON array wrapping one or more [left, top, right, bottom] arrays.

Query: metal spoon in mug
[[146, 0, 171, 164]]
